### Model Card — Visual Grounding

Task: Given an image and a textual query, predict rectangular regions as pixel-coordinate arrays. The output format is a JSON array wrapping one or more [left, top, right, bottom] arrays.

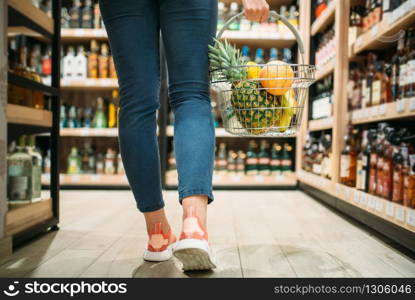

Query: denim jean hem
[[179, 189, 214, 205], [137, 201, 165, 213]]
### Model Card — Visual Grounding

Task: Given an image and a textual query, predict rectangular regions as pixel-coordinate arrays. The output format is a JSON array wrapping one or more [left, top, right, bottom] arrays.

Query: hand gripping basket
[[210, 11, 316, 137]]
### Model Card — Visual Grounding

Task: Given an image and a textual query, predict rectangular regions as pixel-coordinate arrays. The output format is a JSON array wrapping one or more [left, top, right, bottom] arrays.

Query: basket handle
[[216, 10, 305, 61]]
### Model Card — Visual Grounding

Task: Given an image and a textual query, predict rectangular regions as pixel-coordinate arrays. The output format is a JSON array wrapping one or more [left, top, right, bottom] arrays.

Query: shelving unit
[[296, 0, 415, 252], [61, 78, 118, 90], [60, 128, 118, 137], [2, 0, 61, 249], [42, 174, 128, 187], [314, 58, 335, 81], [310, 0, 335, 36]]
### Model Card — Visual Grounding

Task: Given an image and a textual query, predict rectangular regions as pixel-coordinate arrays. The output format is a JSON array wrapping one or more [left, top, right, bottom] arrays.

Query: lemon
[[246, 61, 261, 79]]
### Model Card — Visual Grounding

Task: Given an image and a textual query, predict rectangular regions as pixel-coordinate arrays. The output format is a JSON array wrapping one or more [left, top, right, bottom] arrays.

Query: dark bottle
[[382, 128, 394, 200], [365, 53, 377, 107], [82, 0, 94, 28], [340, 126, 357, 187], [356, 130, 371, 192], [258, 140, 271, 176], [392, 147, 405, 204], [271, 143, 282, 175], [368, 129, 378, 194], [281, 143, 293, 173], [227, 151, 237, 173], [69, 0, 82, 28], [375, 123, 388, 196], [405, 28, 415, 99], [391, 30, 406, 101], [236, 151, 246, 174], [216, 143, 227, 174], [245, 140, 259, 175]]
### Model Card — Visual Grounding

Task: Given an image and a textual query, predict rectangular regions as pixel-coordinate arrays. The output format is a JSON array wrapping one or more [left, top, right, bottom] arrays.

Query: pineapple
[[209, 39, 281, 135]]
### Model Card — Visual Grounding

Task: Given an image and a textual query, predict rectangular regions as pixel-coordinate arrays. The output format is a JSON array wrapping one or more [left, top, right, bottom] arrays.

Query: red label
[[246, 158, 258, 165], [42, 58, 51, 76]]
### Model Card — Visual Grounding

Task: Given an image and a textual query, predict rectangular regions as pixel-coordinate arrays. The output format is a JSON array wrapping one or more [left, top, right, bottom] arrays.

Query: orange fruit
[[260, 60, 294, 96]]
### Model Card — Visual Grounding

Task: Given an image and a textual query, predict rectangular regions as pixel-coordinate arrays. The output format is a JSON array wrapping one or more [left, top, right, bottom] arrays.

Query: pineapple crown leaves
[[209, 38, 247, 81]]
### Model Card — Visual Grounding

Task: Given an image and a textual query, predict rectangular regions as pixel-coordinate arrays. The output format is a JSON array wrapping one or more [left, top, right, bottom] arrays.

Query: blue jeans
[[99, 0, 217, 212]]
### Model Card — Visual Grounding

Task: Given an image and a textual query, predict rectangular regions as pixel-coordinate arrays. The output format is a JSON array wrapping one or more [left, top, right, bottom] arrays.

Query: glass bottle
[[269, 48, 278, 63], [340, 126, 357, 187], [375, 123, 388, 196], [104, 148, 116, 175], [245, 140, 259, 175], [96, 153, 105, 174], [82, 0, 93, 28], [63, 46, 76, 79], [93, 97, 107, 128], [258, 140, 271, 176], [108, 89, 118, 128], [368, 128, 378, 194], [391, 31, 405, 101], [69, 0, 82, 28], [42, 45, 52, 84], [68, 105, 78, 128], [398, 30, 408, 100], [241, 46, 251, 63], [75, 45, 88, 79], [392, 146, 405, 204], [271, 143, 282, 175], [227, 151, 237, 174], [236, 151, 246, 175], [117, 153, 125, 175], [405, 28, 415, 99], [26, 135, 42, 200], [216, 143, 227, 174], [67, 147, 81, 175], [228, 2, 240, 31], [93, 2, 101, 29], [88, 40, 99, 78], [43, 149, 51, 174], [382, 132, 394, 200], [254, 48, 265, 65], [98, 43, 110, 78], [281, 143, 293, 174], [217, 2, 227, 31], [366, 53, 377, 107], [356, 130, 371, 192], [288, 5, 299, 29], [7, 136, 33, 202]]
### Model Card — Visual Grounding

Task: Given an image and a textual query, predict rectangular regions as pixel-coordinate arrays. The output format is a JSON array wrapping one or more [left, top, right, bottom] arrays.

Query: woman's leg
[[160, 0, 217, 226], [99, 0, 170, 234]]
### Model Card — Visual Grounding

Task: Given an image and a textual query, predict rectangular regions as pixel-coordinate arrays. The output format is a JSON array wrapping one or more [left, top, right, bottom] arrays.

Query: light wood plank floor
[[1, 190, 414, 278]]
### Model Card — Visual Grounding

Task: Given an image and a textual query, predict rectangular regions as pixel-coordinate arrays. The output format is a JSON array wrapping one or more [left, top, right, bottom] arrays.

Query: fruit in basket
[[260, 60, 294, 96], [278, 89, 298, 132], [208, 40, 282, 135], [246, 61, 261, 79]]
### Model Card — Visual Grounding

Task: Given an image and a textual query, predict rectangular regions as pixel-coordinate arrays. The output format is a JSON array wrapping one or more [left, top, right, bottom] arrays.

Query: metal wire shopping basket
[[210, 11, 316, 137]]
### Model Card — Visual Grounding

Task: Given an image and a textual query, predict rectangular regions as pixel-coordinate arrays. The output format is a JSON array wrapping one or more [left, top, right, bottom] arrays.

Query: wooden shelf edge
[[7, 0, 54, 35], [315, 59, 335, 81], [297, 170, 335, 195], [350, 100, 415, 125], [61, 78, 118, 89], [308, 117, 333, 131], [60, 128, 119, 137], [42, 174, 129, 186], [7, 104, 53, 127], [311, 2, 336, 36], [5, 198, 53, 236]]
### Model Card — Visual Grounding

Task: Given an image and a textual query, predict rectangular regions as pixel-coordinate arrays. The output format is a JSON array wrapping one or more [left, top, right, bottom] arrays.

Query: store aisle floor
[[1, 190, 415, 278]]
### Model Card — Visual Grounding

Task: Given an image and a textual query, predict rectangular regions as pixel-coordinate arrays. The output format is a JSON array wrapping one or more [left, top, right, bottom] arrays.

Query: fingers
[[243, 0, 270, 23]]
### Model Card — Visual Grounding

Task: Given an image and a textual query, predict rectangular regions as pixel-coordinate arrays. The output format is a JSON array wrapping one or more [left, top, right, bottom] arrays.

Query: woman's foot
[[173, 206, 216, 271], [143, 222, 177, 262]]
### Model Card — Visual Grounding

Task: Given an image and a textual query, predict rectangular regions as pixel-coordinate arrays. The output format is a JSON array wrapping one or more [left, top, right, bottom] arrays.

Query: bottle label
[[369, 168, 377, 193], [312, 164, 322, 175], [340, 155, 350, 178], [31, 165, 42, 198], [408, 60, 415, 85], [270, 160, 281, 166], [8, 176, 29, 200], [356, 160, 363, 190], [246, 158, 258, 165], [216, 159, 227, 167], [371, 80, 381, 105], [399, 64, 407, 87], [382, 162, 392, 198], [410, 155, 415, 175], [8, 164, 24, 177], [259, 158, 270, 165]]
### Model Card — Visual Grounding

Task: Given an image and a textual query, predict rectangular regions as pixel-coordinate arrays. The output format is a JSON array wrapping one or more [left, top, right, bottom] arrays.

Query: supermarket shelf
[[311, 1, 336, 36], [61, 78, 118, 90], [315, 59, 335, 81], [220, 0, 292, 6], [353, 5, 415, 55], [220, 30, 296, 48], [308, 117, 333, 131], [350, 100, 415, 125], [297, 170, 335, 195], [7, 104, 53, 128], [5, 198, 53, 236], [166, 125, 235, 138], [166, 170, 297, 187], [7, 0, 53, 38], [42, 174, 128, 186], [8, 72, 59, 96], [8, 26, 48, 42], [61, 28, 108, 42], [60, 128, 118, 137]]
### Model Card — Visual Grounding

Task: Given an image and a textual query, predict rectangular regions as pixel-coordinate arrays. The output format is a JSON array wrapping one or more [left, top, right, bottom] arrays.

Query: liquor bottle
[[93, 97, 107, 128], [67, 147, 81, 174], [43, 149, 51, 174], [63, 46, 76, 79], [313, 138, 324, 176], [391, 30, 406, 101], [82, 0, 94, 28], [98, 43, 110, 78], [29, 44, 42, 78], [288, 5, 299, 29], [217, 2, 227, 31], [69, 0, 82, 28], [87, 144, 97, 174], [236, 150, 246, 174], [109, 56, 117, 79], [340, 126, 357, 187], [281, 143, 293, 174], [117, 153, 125, 175], [245, 140, 259, 175], [168, 140, 176, 171], [392, 147, 405, 204], [382, 129, 394, 200], [365, 53, 377, 107], [81, 145, 90, 174], [104, 148, 116, 175], [375, 123, 388, 196], [241, 46, 251, 62], [216, 143, 227, 174], [405, 28, 415, 99], [321, 133, 332, 179], [77, 107, 84, 127], [283, 48, 293, 64], [228, 2, 240, 31], [7, 136, 33, 202], [368, 128, 378, 194], [271, 143, 282, 175], [227, 151, 237, 173], [75, 45, 88, 79], [83, 107, 93, 128], [61, 7, 71, 29], [403, 149, 415, 208], [41, 45, 52, 85], [60, 105, 67, 128], [26, 135, 42, 200], [88, 40, 99, 78], [398, 30, 408, 100], [254, 48, 265, 65], [93, 2, 101, 29], [96, 153, 105, 174], [258, 140, 271, 176], [108, 89, 118, 128], [356, 130, 370, 192], [315, 0, 327, 19], [269, 48, 278, 62], [68, 105, 78, 128]]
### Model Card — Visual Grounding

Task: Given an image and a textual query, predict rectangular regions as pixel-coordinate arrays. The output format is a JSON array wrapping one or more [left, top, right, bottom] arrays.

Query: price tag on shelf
[[355, 36, 363, 48], [71, 175, 81, 183], [370, 106, 379, 117], [85, 79, 95, 86], [409, 97, 415, 111], [378, 104, 387, 116], [368, 195, 376, 209], [394, 205, 405, 222], [232, 175, 241, 183], [396, 99, 406, 113], [406, 209, 415, 227], [359, 192, 368, 207], [255, 175, 264, 183], [344, 187, 351, 200], [80, 129, 89, 136], [375, 198, 383, 212], [336, 184, 342, 197], [353, 190, 360, 204], [386, 202, 394, 217], [90, 175, 101, 182], [370, 25, 379, 37], [363, 108, 370, 118], [74, 29, 85, 36], [213, 174, 222, 182]]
